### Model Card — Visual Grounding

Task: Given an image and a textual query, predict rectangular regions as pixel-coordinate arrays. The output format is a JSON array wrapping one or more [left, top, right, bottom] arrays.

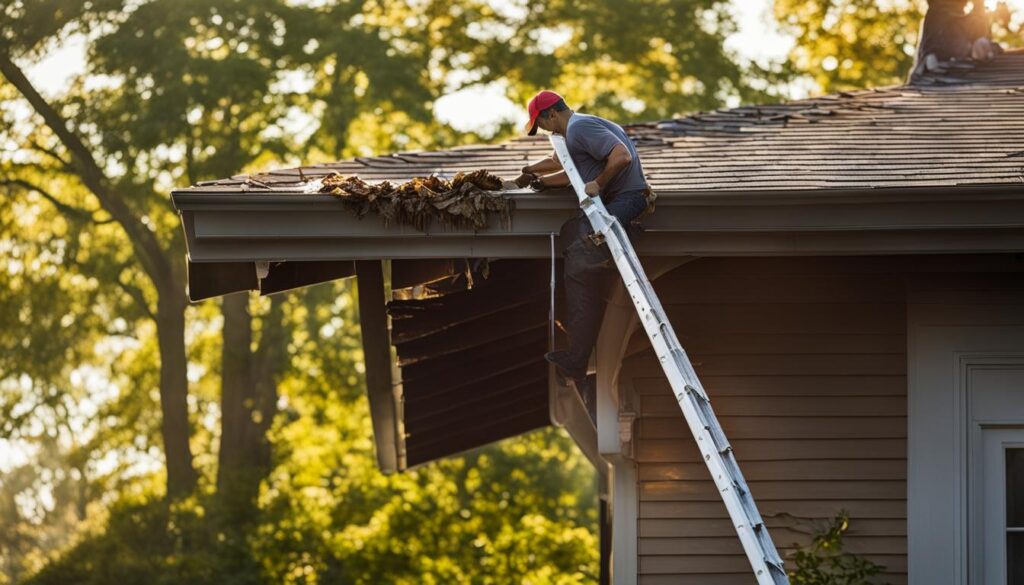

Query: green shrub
[[788, 511, 886, 585], [26, 496, 262, 585]]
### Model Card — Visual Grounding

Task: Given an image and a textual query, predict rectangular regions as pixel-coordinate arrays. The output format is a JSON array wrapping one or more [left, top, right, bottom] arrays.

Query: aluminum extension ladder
[[549, 134, 789, 585]]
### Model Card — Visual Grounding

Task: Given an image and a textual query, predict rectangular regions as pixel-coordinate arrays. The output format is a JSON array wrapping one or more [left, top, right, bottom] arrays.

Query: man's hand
[[513, 172, 536, 189], [584, 180, 600, 196]]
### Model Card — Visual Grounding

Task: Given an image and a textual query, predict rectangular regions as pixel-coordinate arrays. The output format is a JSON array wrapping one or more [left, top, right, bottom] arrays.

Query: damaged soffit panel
[[387, 259, 553, 467], [185, 260, 355, 303]]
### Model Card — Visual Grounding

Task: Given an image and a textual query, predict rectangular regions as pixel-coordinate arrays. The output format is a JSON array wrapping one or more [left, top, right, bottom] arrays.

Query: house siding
[[905, 272, 1024, 584], [626, 258, 908, 585]]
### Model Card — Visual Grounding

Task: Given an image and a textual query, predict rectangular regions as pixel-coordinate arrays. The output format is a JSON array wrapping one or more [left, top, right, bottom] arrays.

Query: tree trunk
[[250, 295, 286, 471], [155, 292, 199, 498], [0, 53, 198, 500], [218, 292, 253, 498], [217, 293, 287, 518]]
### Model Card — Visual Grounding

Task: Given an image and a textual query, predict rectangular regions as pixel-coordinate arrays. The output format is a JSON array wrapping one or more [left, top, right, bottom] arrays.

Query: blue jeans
[[560, 190, 648, 374]]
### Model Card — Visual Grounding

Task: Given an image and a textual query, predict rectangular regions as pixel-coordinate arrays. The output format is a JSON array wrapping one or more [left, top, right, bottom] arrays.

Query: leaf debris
[[319, 170, 513, 231]]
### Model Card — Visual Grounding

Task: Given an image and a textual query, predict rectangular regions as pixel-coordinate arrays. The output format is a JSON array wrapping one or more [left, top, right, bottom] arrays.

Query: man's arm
[[516, 143, 632, 193], [535, 170, 569, 189], [513, 151, 563, 187], [525, 151, 563, 175], [584, 143, 632, 196]]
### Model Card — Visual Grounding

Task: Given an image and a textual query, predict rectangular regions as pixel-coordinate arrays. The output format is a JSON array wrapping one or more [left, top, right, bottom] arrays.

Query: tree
[[1, 0, 199, 497], [0, 0, 449, 506], [18, 278, 600, 585], [774, 0, 927, 92], [774, 0, 1023, 93], [414, 0, 775, 125], [0, 87, 144, 580]]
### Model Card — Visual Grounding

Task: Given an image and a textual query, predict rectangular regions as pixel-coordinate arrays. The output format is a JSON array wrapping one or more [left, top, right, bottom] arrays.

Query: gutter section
[[174, 186, 1024, 263]]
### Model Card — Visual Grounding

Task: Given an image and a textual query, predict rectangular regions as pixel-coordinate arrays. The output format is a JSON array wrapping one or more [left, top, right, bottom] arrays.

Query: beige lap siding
[[627, 258, 907, 585]]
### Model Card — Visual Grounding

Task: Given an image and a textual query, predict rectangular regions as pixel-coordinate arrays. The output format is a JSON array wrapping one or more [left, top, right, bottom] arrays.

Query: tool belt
[[639, 186, 657, 218], [621, 186, 657, 231], [604, 185, 656, 210]]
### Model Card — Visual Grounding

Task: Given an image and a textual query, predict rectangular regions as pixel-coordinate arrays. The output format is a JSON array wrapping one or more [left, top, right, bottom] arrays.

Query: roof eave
[[172, 182, 1024, 210], [174, 183, 1024, 265]]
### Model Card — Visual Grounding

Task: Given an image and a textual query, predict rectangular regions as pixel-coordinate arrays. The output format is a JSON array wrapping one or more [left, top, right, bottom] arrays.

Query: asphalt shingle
[[179, 49, 1024, 200]]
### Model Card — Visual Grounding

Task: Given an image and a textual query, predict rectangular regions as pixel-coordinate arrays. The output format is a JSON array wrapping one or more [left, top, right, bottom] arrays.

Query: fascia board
[[174, 185, 1024, 262]]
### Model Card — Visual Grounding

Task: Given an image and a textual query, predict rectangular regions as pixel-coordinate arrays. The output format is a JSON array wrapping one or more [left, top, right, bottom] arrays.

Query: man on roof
[[512, 90, 652, 412]]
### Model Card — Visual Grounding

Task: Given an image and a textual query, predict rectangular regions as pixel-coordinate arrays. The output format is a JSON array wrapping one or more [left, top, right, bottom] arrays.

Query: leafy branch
[[789, 511, 887, 585], [1, 177, 113, 225]]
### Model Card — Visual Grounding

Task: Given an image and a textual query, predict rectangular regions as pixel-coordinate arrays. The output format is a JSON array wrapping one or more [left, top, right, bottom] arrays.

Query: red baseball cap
[[524, 90, 564, 135]]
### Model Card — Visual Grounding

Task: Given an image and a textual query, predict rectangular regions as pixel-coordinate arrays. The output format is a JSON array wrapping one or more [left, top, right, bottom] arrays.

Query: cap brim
[[525, 113, 539, 135]]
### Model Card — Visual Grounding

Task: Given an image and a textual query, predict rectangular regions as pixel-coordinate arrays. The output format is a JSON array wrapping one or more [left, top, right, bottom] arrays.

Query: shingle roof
[[180, 49, 1024, 198]]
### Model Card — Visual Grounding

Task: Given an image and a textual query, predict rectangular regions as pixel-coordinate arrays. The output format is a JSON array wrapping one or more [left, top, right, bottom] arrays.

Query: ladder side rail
[[637, 315, 782, 581], [608, 216, 784, 569], [549, 135, 789, 585], [608, 229, 787, 584], [623, 280, 785, 581], [689, 392, 784, 564], [607, 197, 788, 582]]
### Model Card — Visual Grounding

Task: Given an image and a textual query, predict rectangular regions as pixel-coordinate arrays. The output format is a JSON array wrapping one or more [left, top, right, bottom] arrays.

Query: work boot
[[545, 350, 586, 385]]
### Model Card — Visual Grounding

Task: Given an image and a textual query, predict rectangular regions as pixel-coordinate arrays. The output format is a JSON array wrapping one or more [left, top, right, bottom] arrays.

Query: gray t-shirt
[[565, 113, 648, 201]]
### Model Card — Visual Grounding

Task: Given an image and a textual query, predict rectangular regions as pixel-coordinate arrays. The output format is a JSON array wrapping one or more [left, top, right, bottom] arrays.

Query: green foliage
[[775, 0, 1024, 93], [0, 138, 150, 582], [24, 422, 597, 585], [254, 425, 597, 585], [419, 0, 777, 125], [26, 496, 262, 585], [774, 0, 926, 92], [16, 279, 598, 584], [789, 512, 886, 585], [990, 3, 1024, 47]]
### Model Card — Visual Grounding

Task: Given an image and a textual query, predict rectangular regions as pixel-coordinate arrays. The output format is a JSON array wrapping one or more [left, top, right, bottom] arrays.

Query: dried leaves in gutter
[[319, 170, 513, 231]]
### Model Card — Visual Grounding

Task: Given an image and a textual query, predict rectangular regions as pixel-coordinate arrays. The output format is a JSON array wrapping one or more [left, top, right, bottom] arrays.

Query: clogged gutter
[[318, 170, 513, 231]]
